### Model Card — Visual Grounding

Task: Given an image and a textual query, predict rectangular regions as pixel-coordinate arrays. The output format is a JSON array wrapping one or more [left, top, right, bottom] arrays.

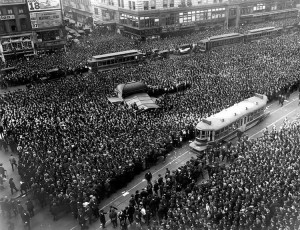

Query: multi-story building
[[0, 0, 66, 62], [91, 0, 118, 24], [62, 0, 93, 27], [0, 0, 34, 62], [28, 0, 66, 52], [91, 0, 297, 40]]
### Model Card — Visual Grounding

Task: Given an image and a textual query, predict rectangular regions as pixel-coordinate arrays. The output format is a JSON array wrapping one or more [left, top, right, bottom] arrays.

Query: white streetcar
[[190, 93, 270, 152]]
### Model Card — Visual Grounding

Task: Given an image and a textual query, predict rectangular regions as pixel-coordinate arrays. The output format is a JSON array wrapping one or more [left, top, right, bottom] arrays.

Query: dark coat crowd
[[0, 16, 300, 230]]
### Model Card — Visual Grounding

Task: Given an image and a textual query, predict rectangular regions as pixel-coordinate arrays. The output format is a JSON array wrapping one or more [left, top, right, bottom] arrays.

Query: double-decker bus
[[190, 93, 270, 152], [197, 33, 244, 52], [87, 50, 142, 72]]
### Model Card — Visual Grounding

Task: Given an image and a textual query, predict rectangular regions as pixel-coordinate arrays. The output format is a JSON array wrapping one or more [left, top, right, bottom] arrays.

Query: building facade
[[91, 0, 297, 40], [28, 0, 66, 52], [62, 0, 93, 27], [0, 0, 66, 62], [0, 0, 34, 62]]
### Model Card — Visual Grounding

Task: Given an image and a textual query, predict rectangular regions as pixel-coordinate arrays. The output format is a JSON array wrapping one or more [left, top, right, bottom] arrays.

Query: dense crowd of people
[[0, 18, 298, 86], [114, 118, 300, 230], [1, 16, 300, 229]]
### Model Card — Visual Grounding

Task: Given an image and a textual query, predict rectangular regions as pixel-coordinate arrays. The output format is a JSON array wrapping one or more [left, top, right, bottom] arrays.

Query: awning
[[124, 93, 159, 110], [95, 20, 116, 26]]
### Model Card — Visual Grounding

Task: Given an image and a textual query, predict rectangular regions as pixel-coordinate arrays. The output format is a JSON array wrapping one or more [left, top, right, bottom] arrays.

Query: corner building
[[0, 0, 34, 62]]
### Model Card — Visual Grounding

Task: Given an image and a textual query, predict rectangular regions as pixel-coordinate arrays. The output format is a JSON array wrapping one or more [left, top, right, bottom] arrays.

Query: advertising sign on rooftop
[[27, 0, 61, 12], [30, 10, 62, 29]]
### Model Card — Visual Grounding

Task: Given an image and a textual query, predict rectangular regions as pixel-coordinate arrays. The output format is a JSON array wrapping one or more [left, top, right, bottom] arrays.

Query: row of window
[[215, 108, 264, 138], [0, 8, 24, 15]]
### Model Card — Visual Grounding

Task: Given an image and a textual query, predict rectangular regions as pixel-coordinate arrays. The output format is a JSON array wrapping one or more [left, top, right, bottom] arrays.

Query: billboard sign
[[27, 0, 61, 12], [30, 10, 62, 28], [0, 0, 25, 4]]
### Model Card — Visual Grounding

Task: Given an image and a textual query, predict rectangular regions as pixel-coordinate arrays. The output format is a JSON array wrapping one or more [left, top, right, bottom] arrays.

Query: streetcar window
[[200, 131, 206, 138]]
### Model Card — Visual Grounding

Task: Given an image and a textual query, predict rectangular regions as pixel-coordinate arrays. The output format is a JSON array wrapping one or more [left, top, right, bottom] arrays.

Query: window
[[18, 8, 24, 14], [163, 0, 168, 8], [0, 21, 5, 33], [200, 131, 206, 138], [118, 0, 124, 8], [94, 8, 99, 15], [20, 18, 27, 30], [187, 0, 192, 6], [169, 0, 174, 7], [7, 9, 13, 14], [133, 1, 135, 10], [253, 4, 265, 11], [129, 1, 132, 9], [150, 0, 156, 9], [144, 1, 149, 10]]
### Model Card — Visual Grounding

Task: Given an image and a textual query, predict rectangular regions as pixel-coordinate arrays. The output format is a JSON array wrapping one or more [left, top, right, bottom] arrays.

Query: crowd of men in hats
[[111, 118, 300, 230], [0, 16, 300, 230]]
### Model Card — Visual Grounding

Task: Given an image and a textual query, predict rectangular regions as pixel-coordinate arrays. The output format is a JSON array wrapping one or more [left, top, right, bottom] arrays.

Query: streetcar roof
[[92, 50, 140, 60], [248, 27, 275, 34], [209, 33, 242, 41], [196, 94, 268, 131]]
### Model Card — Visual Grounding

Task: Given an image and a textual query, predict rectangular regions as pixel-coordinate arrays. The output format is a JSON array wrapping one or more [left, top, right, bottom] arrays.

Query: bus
[[190, 93, 270, 152], [87, 50, 142, 72], [198, 33, 244, 52]]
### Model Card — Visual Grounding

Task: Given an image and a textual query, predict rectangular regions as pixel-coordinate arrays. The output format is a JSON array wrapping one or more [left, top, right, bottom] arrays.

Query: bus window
[[196, 129, 200, 137]]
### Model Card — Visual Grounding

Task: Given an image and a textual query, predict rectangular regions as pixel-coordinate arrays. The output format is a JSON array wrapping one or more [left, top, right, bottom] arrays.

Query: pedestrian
[[20, 181, 27, 196], [9, 154, 17, 172], [8, 178, 18, 195], [145, 171, 152, 184], [109, 207, 118, 228], [0, 163, 7, 178], [25, 199, 34, 217], [21, 210, 31, 230], [99, 209, 107, 228]]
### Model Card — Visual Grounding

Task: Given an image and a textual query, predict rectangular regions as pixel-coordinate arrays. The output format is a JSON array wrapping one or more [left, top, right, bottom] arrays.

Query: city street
[[0, 90, 299, 230]]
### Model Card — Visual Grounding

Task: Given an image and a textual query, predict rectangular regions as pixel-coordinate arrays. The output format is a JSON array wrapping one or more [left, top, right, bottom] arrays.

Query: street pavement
[[0, 90, 299, 230]]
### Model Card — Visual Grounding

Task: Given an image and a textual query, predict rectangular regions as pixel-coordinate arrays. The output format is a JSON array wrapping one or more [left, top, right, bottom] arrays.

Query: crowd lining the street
[[0, 17, 300, 230]]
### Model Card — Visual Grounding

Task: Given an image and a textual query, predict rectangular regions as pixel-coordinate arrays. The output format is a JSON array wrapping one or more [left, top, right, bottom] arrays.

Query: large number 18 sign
[[28, 2, 40, 10], [27, 0, 40, 11]]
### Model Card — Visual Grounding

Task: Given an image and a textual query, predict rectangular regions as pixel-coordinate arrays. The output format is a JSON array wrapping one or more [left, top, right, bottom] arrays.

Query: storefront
[[0, 33, 35, 61], [32, 28, 66, 52]]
